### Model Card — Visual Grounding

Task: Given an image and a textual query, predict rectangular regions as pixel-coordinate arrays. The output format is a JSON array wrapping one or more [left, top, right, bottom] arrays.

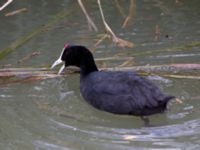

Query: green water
[[0, 0, 200, 149]]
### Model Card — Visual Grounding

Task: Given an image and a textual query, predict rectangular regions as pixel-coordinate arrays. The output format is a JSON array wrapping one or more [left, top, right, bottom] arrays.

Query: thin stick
[[1, 64, 200, 79], [1, 64, 200, 87], [118, 57, 135, 67], [161, 74, 200, 80], [114, 0, 126, 18], [100, 63, 200, 77], [95, 56, 133, 61], [18, 51, 41, 64], [77, 0, 98, 32], [97, 0, 117, 40], [0, 0, 13, 11], [4, 7, 27, 16], [97, 0, 134, 48], [93, 34, 108, 48], [122, 0, 136, 28]]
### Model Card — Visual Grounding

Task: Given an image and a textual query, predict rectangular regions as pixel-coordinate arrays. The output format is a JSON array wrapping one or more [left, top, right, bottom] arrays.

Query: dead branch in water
[[114, 0, 126, 18], [96, 0, 134, 48], [101, 64, 200, 79], [113, 0, 136, 28], [1, 64, 200, 77], [122, 0, 136, 28], [77, 0, 98, 32], [1, 63, 200, 86]]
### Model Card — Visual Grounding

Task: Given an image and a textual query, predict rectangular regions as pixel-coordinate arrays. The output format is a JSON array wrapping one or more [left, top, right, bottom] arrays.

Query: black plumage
[[51, 45, 174, 118]]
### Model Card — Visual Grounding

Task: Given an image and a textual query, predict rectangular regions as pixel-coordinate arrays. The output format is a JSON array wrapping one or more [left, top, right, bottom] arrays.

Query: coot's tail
[[140, 95, 175, 126], [138, 95, 175, 116], [163, 95, 176, 103], [159, 95, 175, 111]]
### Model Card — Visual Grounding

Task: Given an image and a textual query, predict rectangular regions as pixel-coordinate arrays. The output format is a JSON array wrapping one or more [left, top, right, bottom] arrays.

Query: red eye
[[64, 43, 69, 48]]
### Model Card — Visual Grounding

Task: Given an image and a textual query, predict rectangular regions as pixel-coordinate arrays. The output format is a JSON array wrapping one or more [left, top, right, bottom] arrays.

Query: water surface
[[0, 0, 200, 149]]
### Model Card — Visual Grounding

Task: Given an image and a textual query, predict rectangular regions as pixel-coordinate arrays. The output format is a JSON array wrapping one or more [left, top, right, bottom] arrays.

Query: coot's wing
[[87, 71, 174, 115], [88, 81, 135, 114]]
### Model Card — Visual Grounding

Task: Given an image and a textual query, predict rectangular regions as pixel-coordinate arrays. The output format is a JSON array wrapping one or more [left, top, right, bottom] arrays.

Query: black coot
[[51, 44, 175, 124]]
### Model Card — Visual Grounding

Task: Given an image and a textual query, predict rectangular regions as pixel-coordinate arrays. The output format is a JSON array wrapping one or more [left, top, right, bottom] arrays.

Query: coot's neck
[[80, 64, 98, 77], [80, 53, 98, 77]]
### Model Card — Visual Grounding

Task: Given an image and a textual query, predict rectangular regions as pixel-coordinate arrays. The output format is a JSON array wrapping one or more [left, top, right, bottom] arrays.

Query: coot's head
[[51, 44, 98, 75]]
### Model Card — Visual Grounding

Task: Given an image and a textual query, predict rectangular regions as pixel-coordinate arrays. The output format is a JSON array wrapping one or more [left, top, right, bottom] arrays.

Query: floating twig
[[1, 63, 200, 79], [101, 63, 200, 77], [1, 64, 200, 86], [5, 7, 27, 16], [95, 56, 133, 62], [93, 34, 108, 49], [118, 57, 135, 67], [161, 74, 200, 80], [0, 74, 59, 86]]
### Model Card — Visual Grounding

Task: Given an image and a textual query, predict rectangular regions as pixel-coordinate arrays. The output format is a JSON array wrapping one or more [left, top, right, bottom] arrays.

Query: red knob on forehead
[[64, 43, 69, 48]]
